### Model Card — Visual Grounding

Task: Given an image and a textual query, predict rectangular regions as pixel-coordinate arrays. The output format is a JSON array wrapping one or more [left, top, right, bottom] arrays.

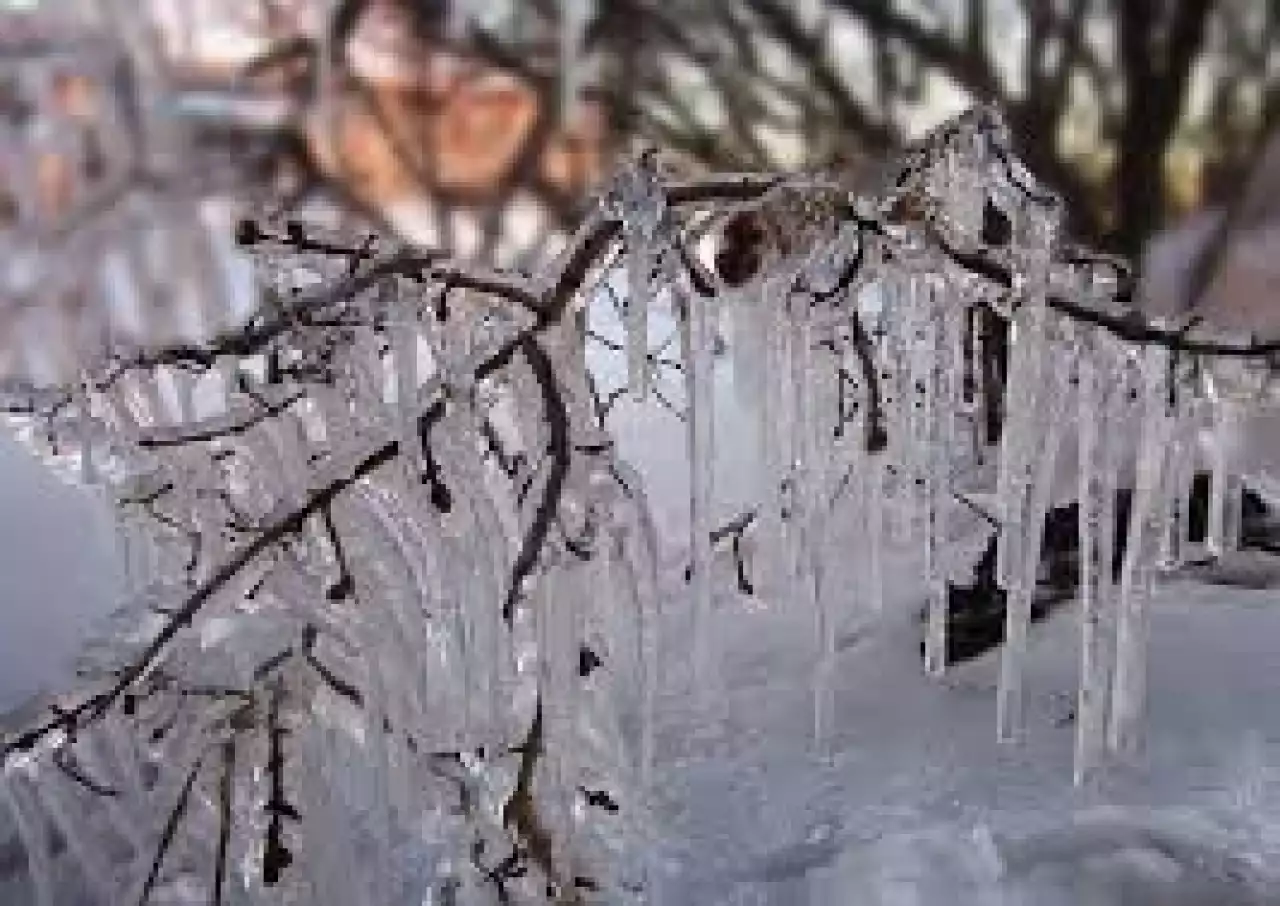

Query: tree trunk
[[1108, 0, 1215, 263]]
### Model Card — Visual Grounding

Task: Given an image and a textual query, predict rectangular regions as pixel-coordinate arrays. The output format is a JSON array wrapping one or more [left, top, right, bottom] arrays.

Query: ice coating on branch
[[603, 148, 668, 400]]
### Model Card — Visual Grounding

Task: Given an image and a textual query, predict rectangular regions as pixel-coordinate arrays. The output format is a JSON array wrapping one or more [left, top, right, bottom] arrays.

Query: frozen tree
[[2, 103, 1280, 906]]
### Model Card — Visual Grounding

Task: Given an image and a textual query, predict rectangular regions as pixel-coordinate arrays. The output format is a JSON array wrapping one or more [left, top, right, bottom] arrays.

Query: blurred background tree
[[219, 0, 1280, 263]]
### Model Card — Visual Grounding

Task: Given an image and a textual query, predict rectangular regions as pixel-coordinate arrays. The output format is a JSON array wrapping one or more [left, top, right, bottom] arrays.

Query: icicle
[[637, 568, 659, 798], [536, 551, 582, 849], [392, 299, 424, 480], [1207, 396, 1239, 556], [1156, 375, 1195, 572], [905, 280, 936, 553], [683, 284, 718, 694], [798, 313, 837, 749], [967, 306, 984, 452], [76, 384, 98, 486], [748, 278, 789, 602], [604, 151, 666, 400], [996, 365, 1070, 742], [1096, 372, 1122, 630], [854, 296, 887, 617], [269, 412, 313, 517], [464, 512, 511, 747], [352, 491, 448, 769], [867, 459, 886, 618], [626, 264, 650, 401], [1223, 434, 1244, 554], [308, 508, 405, 906], [608, 459, 662, 797], [994, 299, 1053, 742], [1108, 347, 1173, 758], [1074, 349, 1108, 784], [787, 316, 808, 607], [811, 566, 836, 751], [370, 488, 465, 747], [884, 275, 917, 546], [923, 286, 959, 677], [729, 282, 765, 413], [172, 365, 197, 425], [831, 345, 878, 627], [1168, 395, 1203, 564]]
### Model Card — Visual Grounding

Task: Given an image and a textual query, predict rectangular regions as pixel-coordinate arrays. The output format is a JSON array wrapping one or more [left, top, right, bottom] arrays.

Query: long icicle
[[1166, 383, 1202, 567], [923, 286, 958, 677], [1074, 347, 1108, 784], [1108, 347, 1173, 758], [998, 346, 1070, 742], [802, 314, 837, 749], [684, 284, 717, 695], [1221, 400, 1244, 554], [626, 245, 652, 401], [995, 300, 1050, 743], [853, 285, 888, 619], [757, 282, 788, 602], [1155, 367, 1195, 573], [866, 419, 886, 617], [615, 151, 665, 401], [1093, 359, 1124, 742]]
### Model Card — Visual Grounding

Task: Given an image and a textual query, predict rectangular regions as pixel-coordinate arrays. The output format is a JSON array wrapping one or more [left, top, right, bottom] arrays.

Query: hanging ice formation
[[3, 104, 1280, 904], [601, 147, 668, 400]]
